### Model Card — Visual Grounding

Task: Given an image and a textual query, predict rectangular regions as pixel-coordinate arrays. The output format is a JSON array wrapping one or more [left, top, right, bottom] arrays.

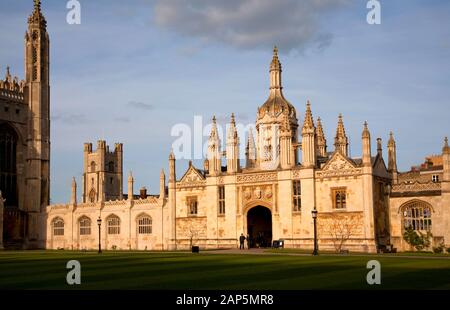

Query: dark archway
[[0, 123, 18, 208], [247, 206, 272, 248]]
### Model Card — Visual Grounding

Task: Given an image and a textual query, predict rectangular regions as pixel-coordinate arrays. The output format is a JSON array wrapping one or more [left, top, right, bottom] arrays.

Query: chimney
[[140, 187, 147, 199]]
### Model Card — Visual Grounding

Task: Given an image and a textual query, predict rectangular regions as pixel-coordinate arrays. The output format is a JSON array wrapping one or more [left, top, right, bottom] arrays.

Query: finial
[[6, 66, 10, 77], [364, 121, 368, 128], [339, 113, 343, 119], [169, 148, 175, 160], [445, 137, 448, 147], [34, 0, 41, 12], [273, 46, 278, 57], [231, 113, 235, 124], [306, 100, 311, 108], [212, 115, 216, 124]]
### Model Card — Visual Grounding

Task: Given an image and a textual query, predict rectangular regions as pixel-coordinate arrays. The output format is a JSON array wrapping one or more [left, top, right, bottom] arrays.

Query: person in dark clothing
[[239, 233, 246, 250], [246, 234, 251, 249]]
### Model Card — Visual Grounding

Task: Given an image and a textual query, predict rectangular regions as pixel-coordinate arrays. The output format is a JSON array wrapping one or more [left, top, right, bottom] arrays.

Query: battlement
[[84, 140, 123, 155], [0, 67, 25, 101]]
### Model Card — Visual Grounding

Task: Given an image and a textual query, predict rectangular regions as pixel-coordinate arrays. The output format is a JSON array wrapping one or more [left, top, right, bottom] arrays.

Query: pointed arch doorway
[[247, 206, 272, 248]]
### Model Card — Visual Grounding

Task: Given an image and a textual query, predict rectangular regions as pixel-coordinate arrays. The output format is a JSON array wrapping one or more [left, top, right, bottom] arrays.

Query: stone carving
[[392, 181, 441, 193], [242, 185, 274, 204], [292, 169, 301, 179], [236, 172, 277, 184]]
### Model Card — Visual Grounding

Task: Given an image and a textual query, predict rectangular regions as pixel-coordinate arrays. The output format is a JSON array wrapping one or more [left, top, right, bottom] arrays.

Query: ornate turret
[[226, 113, 239, 173], [316, 117, 327, 157], [257, 47, 297, 126], [334, 114, 348, 157], [256, 47, 298, 170], [301, 102, 316, 167], [208, 116, 222, 175]]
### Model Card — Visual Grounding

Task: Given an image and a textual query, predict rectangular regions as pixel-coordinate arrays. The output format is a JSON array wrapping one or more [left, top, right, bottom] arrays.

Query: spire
[[169, 149, 175, 160], [208, 116, 221, 175], [362, 122, 372, 166], [387, 131, 398, 182], [388, 131, 395, 147], [71, 177, 77, 205], [227, 113, 237, 140], [443, 137, 450, 154], [210, 115, 219, 138], [302, 101, 315, 131], [269, 46, 282, 90], [334, 114, 348, 156], [362, 121, 370, 139], [246, 128, 256, 168], [226, 113, 239, 173], [128, 171, 134, 200], [5, 66, 10, 79], [34, 0, 41, 12], [159, 169, 166, 200], [28, 0, 47, 29], [301, 102, 317, 167], [316, 117, 327, 157]]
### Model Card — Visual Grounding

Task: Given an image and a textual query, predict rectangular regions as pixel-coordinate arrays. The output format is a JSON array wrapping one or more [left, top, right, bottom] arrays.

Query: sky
[[0, 0, 449, 203]]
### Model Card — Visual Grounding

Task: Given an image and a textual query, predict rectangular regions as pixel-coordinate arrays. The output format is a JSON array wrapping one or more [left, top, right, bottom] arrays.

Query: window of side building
[[432, 174, 439, 183], [292, 180, 301, 212], [332, 187, 347, 209], [218, 186, 225, 215]]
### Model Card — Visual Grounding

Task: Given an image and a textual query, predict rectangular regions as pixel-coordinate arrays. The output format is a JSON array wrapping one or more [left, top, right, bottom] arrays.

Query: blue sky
[[0, 0, 449, 203]]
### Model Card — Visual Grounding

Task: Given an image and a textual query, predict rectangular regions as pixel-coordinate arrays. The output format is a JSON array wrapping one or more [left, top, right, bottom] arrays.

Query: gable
[[321, 152, 357, 171], [179, 165, 206, 186]]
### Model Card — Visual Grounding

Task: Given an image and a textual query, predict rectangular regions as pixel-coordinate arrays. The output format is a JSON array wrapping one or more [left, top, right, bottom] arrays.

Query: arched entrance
[[247, 206, 272, 248]]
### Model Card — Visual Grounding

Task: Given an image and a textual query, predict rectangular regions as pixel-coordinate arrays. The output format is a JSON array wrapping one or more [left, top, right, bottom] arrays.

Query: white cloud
[[153, 0, 352, 52]]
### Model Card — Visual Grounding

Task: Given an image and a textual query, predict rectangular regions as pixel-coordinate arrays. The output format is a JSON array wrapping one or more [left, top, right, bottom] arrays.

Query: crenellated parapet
[[0, 67, 25, 101]]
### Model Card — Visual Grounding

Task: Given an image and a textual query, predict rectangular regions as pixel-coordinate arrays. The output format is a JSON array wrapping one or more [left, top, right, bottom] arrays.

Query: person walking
[[239, 233, 246, 250]]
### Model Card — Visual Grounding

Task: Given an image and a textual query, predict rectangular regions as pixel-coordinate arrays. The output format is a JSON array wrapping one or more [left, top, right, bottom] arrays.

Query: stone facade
[[3, 2, 450, 253]]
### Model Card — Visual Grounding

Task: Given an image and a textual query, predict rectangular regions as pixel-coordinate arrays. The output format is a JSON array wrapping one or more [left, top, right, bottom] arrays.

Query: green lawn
[[0, 251, 449, 289]]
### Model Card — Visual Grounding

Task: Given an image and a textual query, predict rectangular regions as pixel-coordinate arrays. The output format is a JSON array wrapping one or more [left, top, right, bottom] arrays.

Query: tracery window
[[188, 197, 198, 215], [79, 216, 91, 235], [293, 180, 301, 212], [107, 215, 120, 235], [402, 201, 432, 231], [332, 188, 347, 209], [138, 215, 152, 234], [218, 186, 225, 215], [52, 217, 65, 236]]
